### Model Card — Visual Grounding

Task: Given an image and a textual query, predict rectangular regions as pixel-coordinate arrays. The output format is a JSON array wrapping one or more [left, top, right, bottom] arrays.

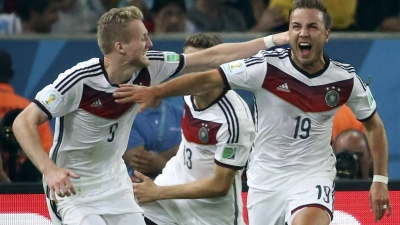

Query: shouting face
[[289, 8, 330, 72]]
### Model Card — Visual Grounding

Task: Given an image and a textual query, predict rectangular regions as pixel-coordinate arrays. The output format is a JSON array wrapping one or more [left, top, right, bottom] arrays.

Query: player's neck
[[193, 88, 224, 110], [103, 57, 141, 84]]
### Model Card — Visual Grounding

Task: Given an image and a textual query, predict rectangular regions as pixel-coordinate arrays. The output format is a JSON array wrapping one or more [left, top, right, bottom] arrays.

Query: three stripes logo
[[277, 83, 290, 92], [90, 99, 103, 107]]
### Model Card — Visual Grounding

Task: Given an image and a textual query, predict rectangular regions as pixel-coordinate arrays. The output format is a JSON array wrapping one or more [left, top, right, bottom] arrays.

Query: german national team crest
[[325, 86, 340, 107], [198, 125, 209, 143]]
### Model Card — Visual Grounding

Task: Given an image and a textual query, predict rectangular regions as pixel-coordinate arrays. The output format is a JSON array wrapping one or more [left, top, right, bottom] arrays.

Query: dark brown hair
[[183, 33, 223, 50]]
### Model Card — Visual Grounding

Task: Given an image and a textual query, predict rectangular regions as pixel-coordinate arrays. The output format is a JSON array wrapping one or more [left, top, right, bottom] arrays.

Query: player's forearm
[[157, 177, 229, 200], [151, 71, 222, 99], [364, 116, 389, 176], [202, 38, 266, 68], [183, 32, 288, 73], [13, 116, 55, 175], [183, 38, 264, 73]]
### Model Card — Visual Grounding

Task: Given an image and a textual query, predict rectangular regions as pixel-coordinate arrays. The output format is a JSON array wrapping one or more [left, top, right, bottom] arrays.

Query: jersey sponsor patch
[[165, 52, 180, 62], [39, 89, 62, 111], [222, 144, 238, 160], [221, 60, 246, 76]]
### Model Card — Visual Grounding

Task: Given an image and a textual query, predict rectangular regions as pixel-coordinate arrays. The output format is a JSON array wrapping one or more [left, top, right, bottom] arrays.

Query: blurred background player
[[123, 98, 182, 181], [0, 48, 53, 182], [151, 0, 197, 34], [332, 104, 365, 141], [333, 129, 372, 180], [0, 0, 62, 34], [133, 33, 255, 225]]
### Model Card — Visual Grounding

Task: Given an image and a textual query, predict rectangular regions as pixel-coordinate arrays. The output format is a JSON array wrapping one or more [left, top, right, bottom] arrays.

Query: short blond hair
[[97, 6, 144, 55]]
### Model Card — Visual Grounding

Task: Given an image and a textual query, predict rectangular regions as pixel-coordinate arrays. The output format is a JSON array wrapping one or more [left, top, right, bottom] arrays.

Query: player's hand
[[369, 182, 392, 222], [113, 84, 154, 112], [133, 170, 160, 203], [272, 31, 289, 46], [43, 164, 80, 202], [125, 150, 166, 175]]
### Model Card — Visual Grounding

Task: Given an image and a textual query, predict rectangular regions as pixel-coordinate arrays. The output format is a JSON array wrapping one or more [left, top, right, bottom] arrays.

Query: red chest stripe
[[181, 104, 222, 145], [263, 64, 353, 112], [79, 84, 134, 119]]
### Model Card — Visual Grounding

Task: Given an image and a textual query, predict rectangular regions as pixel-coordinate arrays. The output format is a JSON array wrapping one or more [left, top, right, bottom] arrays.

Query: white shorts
[[141, 201, 178, 225], [44, 175, 143, 224], [247, 174, 334, 225]]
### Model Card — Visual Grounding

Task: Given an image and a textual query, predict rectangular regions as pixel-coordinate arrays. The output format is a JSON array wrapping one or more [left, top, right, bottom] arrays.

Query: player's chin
[[141, 57, 150, 67]]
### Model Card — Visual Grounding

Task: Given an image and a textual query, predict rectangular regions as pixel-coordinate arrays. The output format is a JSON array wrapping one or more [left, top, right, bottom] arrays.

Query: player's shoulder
[[258, 47, 290, 59], [62, 58, 102, 77], [146, 50, 181, 62], [329, 58, 356, 75], [54, 58, 103, 90]]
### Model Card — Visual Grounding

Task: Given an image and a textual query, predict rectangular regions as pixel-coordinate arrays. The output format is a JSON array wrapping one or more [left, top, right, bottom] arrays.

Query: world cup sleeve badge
[[39, 89, 62, 111], [222, 145, 238, 160]]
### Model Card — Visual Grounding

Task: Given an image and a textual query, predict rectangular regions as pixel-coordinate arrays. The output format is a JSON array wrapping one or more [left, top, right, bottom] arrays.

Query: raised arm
[[182, 31, 288, 73], [362, 112, 392, 221], [133, 164, 237, 203], [114, 69, 224, 111]]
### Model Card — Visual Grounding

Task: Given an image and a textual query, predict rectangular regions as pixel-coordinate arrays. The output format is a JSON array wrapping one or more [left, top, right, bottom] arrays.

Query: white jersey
[[153, 91, 255, 225], [34, 51, 185, 205], [219, 48, 376, 190]]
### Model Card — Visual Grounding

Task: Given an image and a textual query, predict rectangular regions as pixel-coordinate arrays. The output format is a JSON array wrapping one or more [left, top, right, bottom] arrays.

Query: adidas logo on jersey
[[277, 83, 290, 92], [91, 99, 103, 107]]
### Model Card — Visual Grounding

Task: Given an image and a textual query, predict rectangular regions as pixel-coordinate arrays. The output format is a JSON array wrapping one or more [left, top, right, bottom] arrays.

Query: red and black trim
[[291, 203, 333, 221]]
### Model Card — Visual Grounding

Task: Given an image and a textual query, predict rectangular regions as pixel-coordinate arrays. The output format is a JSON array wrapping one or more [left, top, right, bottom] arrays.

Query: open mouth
[[299, 42, 312, 56]]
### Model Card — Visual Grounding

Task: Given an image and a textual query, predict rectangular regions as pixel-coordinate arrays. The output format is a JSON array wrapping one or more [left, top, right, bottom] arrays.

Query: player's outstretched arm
[[13, 103, 80, 200], [133, 165, 237, 203], [182, 31, 289, 74], [114, 69, 224, 109], [363, 112, 392, 222]]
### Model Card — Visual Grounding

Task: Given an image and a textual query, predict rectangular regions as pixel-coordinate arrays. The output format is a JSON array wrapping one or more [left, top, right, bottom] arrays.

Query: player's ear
[[325, 29, 330, 43], [115, 42, 125, 53]]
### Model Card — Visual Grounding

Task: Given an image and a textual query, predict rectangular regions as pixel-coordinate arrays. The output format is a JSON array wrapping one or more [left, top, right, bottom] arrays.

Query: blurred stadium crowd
[[0, 0, 399, 34]]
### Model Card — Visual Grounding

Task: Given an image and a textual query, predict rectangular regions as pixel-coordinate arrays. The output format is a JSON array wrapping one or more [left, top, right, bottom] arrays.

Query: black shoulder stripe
[[147, 51, 165, 61], [218, 96, 239, 143], [355, 75, 367, 91], [146, 50, 164, 57], [55, 64, 101, 90], [331, 60, 356, 73], [246, 60, 266, 68], [56, 67, 103, 94], [261, 49, 289, 58], [60, 72, 103, 95]]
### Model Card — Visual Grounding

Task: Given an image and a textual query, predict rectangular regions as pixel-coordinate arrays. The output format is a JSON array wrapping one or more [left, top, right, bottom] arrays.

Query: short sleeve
[[34, 80, 81, 119], [346, 75, 376, 121], [219, 50, 268, 91], [214, 117, 255, 169], [146, 51, 186, 85]]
